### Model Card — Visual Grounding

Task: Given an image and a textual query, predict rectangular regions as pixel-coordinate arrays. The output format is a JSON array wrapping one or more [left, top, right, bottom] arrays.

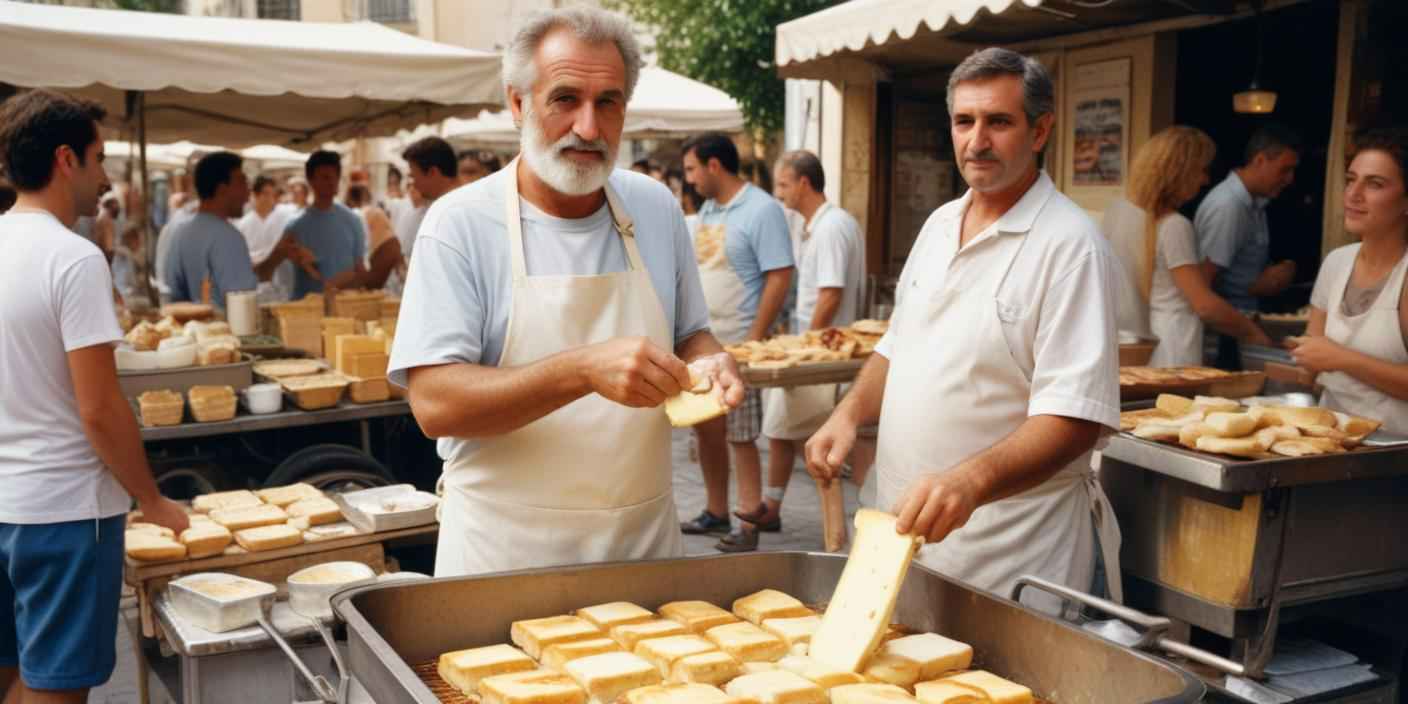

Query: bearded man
[[386, 6, 745, 576]]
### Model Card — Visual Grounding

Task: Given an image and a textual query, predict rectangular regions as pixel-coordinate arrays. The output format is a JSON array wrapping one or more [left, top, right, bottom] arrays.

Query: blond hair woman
[[1102, 126, 1271, 366]]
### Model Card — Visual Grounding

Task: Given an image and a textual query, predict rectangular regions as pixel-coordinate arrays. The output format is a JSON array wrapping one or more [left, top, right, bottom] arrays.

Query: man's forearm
[[255, 249, 288, 281], [834, 353, 889, 427], [952, 414, 1102, 506], [747, 268, 794, 341], [407, 352, 590, 439], [676, 329, 725, 362], [808, 288, 843, 330], [81, 394, 162, 505]]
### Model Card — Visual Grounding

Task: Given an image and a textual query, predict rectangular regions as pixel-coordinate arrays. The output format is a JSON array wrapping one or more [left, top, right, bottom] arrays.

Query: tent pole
[[131, 90, 158, 308]]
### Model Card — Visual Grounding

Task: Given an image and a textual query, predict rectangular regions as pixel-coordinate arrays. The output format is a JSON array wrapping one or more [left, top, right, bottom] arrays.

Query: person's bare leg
[[731, 441, 763, 524], [848, 435, 877, 488], [694, 417, 731, 517], [763, 438, 796, 514], [0, 667, 17, 704], [12, 684, 90, 704]]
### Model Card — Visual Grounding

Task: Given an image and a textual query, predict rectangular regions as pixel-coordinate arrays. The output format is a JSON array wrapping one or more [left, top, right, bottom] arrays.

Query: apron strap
[[503, 157, 643, 279]]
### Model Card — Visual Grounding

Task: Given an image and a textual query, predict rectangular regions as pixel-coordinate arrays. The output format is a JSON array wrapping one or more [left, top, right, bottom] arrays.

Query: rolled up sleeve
[[1027, 250, 1121, 431]]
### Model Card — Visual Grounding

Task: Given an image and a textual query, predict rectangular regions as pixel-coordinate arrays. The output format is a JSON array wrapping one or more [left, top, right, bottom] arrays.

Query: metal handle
[[1010, 575, 1250, 678], [256, 613, 339, 702]]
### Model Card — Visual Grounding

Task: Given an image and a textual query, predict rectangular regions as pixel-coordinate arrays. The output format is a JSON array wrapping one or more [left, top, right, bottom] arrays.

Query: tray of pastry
[[1118, 366, 1265, 401], [334, 553, 1203, 704], [726, 322, 885, 388]]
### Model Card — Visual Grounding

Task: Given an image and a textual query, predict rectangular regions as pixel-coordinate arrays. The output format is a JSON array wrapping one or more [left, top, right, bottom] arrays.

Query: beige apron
[[762, 385, 836, 440], [433, 163, 684, 577], [874, 206, 1123, 614], [694, 186, 756, 344], [1318, 245, 1408, 434]]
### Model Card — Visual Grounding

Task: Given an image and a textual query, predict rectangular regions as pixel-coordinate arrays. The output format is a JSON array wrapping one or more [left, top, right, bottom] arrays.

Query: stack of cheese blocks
[[437, 589, 1031, 704], [332, 332, 390, 384], [1123, 393, 1382, 459], [123, 483, 347, 563]]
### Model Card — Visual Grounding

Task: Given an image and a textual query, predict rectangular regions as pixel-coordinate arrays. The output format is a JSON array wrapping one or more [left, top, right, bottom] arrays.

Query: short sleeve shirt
[[696, 184, 795, 332], [796, 203, 865, 331], [286, 203, 367, 298], [165, 212, 259, 309], [1195, 172, 1270, 311]]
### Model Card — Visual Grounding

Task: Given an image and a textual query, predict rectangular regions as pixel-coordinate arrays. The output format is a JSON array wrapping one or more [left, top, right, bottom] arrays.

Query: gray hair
[[946, 48, 1054, 126], [503, 7, 643, 103], [778, 150, 825, 193]]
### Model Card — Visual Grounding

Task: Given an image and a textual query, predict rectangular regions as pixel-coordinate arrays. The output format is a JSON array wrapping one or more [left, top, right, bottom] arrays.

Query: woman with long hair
[[1103, 126, 1271, 366], [1293, 129, 1408, 432]]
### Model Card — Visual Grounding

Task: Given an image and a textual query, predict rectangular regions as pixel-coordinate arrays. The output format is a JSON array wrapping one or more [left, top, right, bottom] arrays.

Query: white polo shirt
[[796, 202, 865, 330], [877, 172, 1121, 430]]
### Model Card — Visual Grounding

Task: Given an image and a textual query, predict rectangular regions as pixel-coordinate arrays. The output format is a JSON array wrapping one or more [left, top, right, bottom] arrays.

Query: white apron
[[434, 164, 684, 577], [1318, 245, 1408, 435], [762, 385, 836, 441], [694, 217, 751, 344], [875, 214, 1123, 614], [1149, 301, 1202, 367]]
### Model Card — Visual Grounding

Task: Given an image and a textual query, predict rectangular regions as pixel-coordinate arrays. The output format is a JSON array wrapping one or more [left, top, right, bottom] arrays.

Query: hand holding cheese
[[581, 337, 693, 408], [665, 364, 728, 428]]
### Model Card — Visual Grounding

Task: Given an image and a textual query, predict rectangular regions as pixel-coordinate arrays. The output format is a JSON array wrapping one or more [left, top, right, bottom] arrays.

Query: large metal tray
[[118, 355, 254, 397], [332, 552, 1204, 704]]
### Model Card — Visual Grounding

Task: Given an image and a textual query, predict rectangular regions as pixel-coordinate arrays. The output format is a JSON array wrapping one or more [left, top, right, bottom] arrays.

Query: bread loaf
[[211, 503, 288, 530], [180, 523, 233, 559], [1204, 412, 1256, 438], [126, 532, 187, 562], [284, 497, 342, 526], [234, 523, 303, 551], [192, 489, 262, 513], [255, 482, 324, 507]]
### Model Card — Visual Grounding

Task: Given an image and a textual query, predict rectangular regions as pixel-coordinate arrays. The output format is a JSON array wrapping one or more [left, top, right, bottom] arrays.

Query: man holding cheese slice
[[806, 48, 1122, 613], [388, 6, 744, 577]]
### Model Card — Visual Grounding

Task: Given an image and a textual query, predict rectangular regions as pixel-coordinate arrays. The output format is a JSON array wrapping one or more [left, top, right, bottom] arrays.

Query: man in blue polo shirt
[[680, 133, 795, 552]]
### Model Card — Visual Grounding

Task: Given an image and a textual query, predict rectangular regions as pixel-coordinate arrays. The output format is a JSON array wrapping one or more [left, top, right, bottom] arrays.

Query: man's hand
[[805, 411, 857, 487], [281, 240, 320, 280], [580, 337, 693, 408], [1258, 260, 1297, 296], [686, 352, 747, 410], [892, 470, 983, 543], [1246, 325, 1274, 347], [139, 496, 190, 535], [1289, 334, 1347, 375]]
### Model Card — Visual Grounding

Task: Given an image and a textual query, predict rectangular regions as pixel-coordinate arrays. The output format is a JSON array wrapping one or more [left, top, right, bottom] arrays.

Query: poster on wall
[[1072, 89, 1125, 186]]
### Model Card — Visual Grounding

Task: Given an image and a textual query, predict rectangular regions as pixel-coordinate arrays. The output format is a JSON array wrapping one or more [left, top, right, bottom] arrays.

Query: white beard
[[519, 104, 616, 196]]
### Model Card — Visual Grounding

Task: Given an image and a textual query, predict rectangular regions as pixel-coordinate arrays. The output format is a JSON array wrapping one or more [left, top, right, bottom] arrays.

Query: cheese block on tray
[[877, 634, 972, 681], [255, 482, 324, 507], [742, 662, 780, 674], [438, 644, 538, 696], [669, 652, 740, 686], [733, 589, 812, 625], [284, 497, 342, 526], [809, 510, 923, 673], [833, 684, 920, 704], [480, 669, 588, 704], [724, 670, 826, 704], [912, 681, 980, 704], [126, 532, 187, 562], [234, 523, 303, 551], [611, 619, 687, 651], [180, 523, 233, 559], [191, 489, 262, 513], [863, 654, 920, 689], [563, 652, 662, 704], [210, 503, 288, 530], [636, 635, 718, 676], [776, 656, 865, 689], [762, 615, 821, 649], [577, 602, 655, 631], [660, 601, 739, 634], [624, 683, 737, 704], [513, 616, 603, 660], [543, 638, 624, 672], [922, 671, 1031, 704], [704, 621, 788, 663], [127, 522, 176, 539]]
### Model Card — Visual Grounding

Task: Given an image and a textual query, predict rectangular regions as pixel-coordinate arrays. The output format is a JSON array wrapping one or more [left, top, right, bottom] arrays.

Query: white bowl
[[242, 383, 283, 414], [115, 346, 159, 371], [155, 343, 197, 369]]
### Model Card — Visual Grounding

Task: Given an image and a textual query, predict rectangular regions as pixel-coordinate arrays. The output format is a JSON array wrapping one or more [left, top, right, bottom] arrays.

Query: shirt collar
[[710, 182, 752, 213], [938, 169, 1056, 236], [805, 201, 833, 234], [1227, 171, 1270, 210]]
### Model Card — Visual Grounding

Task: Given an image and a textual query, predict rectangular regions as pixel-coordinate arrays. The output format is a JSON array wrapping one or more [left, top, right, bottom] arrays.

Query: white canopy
[[104, 141, 319, 172], [441, 66, 744, 147], [0, 0, 503, 148]]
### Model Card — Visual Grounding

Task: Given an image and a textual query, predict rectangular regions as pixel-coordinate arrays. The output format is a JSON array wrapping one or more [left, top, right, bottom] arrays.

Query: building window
[[257, 0, 300, 19], [365, 0, 413, 23]]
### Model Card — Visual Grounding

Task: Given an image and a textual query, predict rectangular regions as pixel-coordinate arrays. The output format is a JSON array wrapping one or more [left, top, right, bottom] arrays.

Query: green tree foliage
[[608, 0, 840, 133]]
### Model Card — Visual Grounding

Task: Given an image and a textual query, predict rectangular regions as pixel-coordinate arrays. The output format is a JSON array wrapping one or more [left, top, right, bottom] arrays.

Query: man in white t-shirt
[[397, 137, 460, 259], [236, 175, 296, 302], [757, 150, 865, 531], [388, 6, 744, 576], [0, 89, 187, 704]]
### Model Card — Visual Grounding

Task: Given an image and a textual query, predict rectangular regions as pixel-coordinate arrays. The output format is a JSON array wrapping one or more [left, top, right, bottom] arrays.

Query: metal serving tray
[[332, 484, 439, 534], [332, 552, 1204, 704]]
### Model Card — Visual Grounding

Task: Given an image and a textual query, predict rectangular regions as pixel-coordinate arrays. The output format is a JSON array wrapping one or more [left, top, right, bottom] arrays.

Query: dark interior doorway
[[1174, 0, 1339, 313]]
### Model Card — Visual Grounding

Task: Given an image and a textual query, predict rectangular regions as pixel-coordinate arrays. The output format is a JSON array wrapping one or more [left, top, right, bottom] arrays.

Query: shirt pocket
[[994, 296, 1035, 384]]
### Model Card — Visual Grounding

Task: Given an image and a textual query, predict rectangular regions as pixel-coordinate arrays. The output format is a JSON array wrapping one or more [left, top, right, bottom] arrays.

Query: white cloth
[[0, 211, 129, 524], [235, 207, 292, 265], [434, 163, 683, 576], [389, 167, 710, 467], [1101, 198, 1202, 366], [391, 200, 427, 257], [1312, 244, 1408, 434], [873, 172, 1123, 614]]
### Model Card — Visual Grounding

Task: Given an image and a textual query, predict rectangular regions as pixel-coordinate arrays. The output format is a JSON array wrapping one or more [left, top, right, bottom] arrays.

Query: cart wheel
[[155, 465, 230, 501], [265, 444, 396, 493]]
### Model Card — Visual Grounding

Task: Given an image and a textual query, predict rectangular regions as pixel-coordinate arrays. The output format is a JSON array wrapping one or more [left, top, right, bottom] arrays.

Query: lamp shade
[[1234, 89, 1278, 114]]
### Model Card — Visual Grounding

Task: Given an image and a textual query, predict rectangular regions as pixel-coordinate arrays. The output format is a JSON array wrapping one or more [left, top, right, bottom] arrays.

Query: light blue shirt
[[1195, 172, 1270, 311], [387, 167, 711, 463], [163, 212, 258, 309], [286, 203, 366, 298], [697, 183, 795, 333]]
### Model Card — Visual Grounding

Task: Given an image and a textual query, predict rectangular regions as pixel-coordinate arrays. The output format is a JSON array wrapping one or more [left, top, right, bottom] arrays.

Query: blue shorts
[[0, 514, 125, 690]]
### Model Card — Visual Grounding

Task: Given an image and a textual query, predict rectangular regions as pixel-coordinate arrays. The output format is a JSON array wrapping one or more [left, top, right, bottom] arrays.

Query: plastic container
[[242, 383, 283, 414]]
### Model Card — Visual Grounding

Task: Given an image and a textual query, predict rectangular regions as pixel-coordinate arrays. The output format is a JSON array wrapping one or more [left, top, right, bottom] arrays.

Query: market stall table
[[140, 399, 412, 453]]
